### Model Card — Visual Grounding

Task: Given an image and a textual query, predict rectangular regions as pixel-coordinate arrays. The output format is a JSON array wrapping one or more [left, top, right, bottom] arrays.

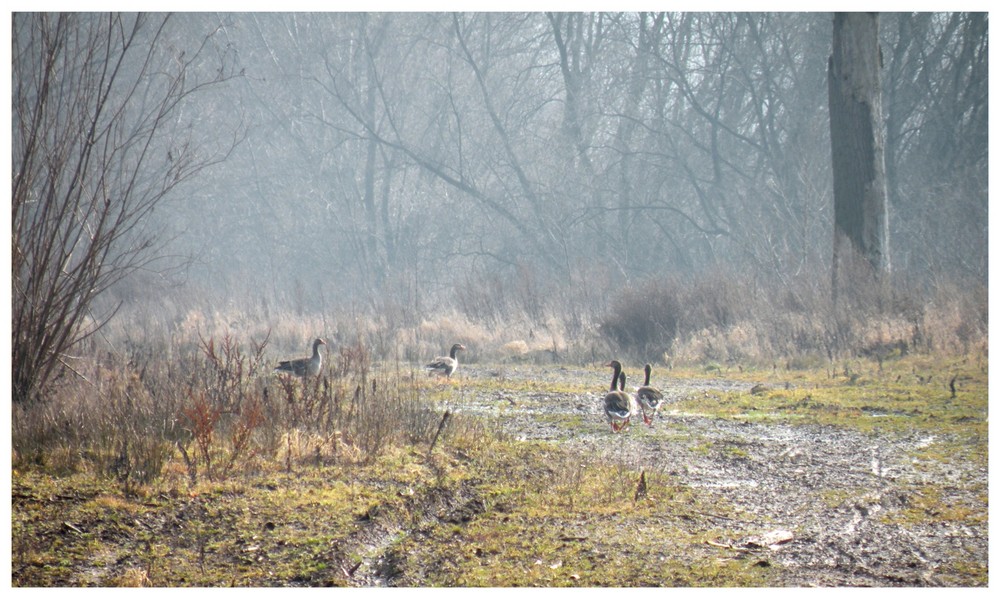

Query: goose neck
[[609, 361, 622, 391]]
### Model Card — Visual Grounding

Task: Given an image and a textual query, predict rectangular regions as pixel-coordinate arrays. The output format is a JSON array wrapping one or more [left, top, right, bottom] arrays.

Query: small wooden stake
[[429, 409, 451, 455]]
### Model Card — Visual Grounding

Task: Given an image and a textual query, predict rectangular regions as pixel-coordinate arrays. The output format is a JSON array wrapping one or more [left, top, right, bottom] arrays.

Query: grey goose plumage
[[635, 363, 664, 426], [426, 343, 466, 377], [603, 360, 632, 433], [275, 338, 326, 377]]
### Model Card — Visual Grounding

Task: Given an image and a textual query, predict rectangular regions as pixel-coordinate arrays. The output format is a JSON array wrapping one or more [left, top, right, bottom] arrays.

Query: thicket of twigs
[[11, 332, 486, 492]]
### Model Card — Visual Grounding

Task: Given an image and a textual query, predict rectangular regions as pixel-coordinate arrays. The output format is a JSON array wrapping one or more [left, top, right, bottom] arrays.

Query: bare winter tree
[[828, 12, 890, 306], [119, 13, 983, 321], [11, 13, 244, 403], [882, 12, 987, 278]]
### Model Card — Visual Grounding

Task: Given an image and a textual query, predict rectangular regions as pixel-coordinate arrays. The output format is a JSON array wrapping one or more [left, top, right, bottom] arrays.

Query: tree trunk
[[828, 12, 890, 306]]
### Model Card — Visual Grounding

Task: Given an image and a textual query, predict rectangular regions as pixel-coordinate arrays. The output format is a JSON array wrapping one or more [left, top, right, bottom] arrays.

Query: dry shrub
[[599, 269, 986, 365], [500, 340, 530, 358], [107, 568, 152, 587], [599, 271, 767, 362], [12, 399, 88, 475], [11, 353, 181, 488], [450, 261, 604, 363], [916, 278, 988, 354], [390, 311, 486, 364], [599, 280, 681, 359], [196, 331, 271, 413], [12, 326, 466, 486]]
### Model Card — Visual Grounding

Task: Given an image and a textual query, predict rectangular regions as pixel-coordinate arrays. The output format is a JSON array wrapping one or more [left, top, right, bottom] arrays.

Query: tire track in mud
[[339, 473, 489, 586]]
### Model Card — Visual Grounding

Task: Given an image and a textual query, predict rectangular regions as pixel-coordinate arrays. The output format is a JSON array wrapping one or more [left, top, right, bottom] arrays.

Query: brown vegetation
[[11, 263, 987, 588], [14, 265, 986, 481]]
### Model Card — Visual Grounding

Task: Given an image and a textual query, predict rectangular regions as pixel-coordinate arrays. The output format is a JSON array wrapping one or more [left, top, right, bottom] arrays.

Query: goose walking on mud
[[603, 360, 632, 433], [635, 363, 665, 426], [426, 343, 466, 378], [275, 338, 326, 377]]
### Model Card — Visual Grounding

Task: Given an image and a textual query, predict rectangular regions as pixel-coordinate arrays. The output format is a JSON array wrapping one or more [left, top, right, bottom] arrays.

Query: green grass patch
[[880, 484, 988, 527], [385, 442, 773, 587], [680, 354, 987, 440], [12, 437, 770, 587]]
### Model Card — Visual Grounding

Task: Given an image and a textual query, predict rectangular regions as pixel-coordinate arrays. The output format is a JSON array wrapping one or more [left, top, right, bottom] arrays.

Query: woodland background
[[12, 12, 989, 381]]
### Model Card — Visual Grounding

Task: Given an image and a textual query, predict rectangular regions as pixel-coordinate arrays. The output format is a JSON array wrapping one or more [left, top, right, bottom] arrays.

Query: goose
[[635, 363, 665, 426], [603, 360, 632, 433], [275, 338, 326, 377], [426, 343, 466, 377]]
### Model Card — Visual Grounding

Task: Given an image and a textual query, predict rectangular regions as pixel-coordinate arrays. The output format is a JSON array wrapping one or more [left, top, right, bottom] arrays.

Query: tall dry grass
[[67, 262, 991, 373], [11, 323, 490, 489], [13, 264, 985, 487], [598, 270, 988, 367]]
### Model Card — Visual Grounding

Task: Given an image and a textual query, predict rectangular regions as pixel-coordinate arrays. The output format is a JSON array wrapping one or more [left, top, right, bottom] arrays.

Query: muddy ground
[[12, 363, 986, 588], [410, 364, 989, 587]]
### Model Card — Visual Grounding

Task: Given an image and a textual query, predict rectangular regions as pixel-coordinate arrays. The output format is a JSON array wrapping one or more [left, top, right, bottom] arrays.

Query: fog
[[17, 12, 990, 338]]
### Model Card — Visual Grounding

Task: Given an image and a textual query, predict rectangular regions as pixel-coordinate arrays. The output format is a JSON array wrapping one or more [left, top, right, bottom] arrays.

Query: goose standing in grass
[[275, 338, 326, 377], [426, 343, 466, 378], [635, 363, 665, 426], [603, 360, 632, 433]]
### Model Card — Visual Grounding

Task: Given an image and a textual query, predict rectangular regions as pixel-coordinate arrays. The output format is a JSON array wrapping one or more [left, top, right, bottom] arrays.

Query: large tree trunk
[[828, 12, 890, 306]]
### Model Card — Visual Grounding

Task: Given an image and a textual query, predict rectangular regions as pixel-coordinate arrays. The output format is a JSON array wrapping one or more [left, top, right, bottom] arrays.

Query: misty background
[[39, 12, 988, 357]]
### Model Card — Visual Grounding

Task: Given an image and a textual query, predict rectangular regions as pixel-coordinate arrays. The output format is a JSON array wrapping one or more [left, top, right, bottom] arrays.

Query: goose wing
[[276, 357, 309, 376], [426, 356, 457, 373], [636, 386, 663, 410], [604, 391, 632, 419]]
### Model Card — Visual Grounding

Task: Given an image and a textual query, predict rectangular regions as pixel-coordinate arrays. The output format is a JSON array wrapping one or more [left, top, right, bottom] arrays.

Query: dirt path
[[426, 364, 988, 587]]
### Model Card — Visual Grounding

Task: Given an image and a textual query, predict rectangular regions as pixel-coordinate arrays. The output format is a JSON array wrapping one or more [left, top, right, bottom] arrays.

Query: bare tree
[[828, 12, 890, 305], [11, 13, 244, 403], [883, 12, 987, 278], [121, 12, 984, 322]]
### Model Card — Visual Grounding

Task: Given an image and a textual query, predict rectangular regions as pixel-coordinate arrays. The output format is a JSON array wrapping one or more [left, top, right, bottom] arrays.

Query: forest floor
[[11, 355, 989, 587]]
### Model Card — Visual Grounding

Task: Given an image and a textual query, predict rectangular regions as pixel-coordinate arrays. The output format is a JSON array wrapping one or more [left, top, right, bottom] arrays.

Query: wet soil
[[13, 363, 985, 587], [426, 364, 988, 587]]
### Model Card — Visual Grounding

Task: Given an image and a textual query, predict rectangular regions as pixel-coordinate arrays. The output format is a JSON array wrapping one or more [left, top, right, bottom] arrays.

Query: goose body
[[275, 338, 326, 377], [426, 343, 466, 377], [603, 360, 632, 433], [635, 363, 664, 426]]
